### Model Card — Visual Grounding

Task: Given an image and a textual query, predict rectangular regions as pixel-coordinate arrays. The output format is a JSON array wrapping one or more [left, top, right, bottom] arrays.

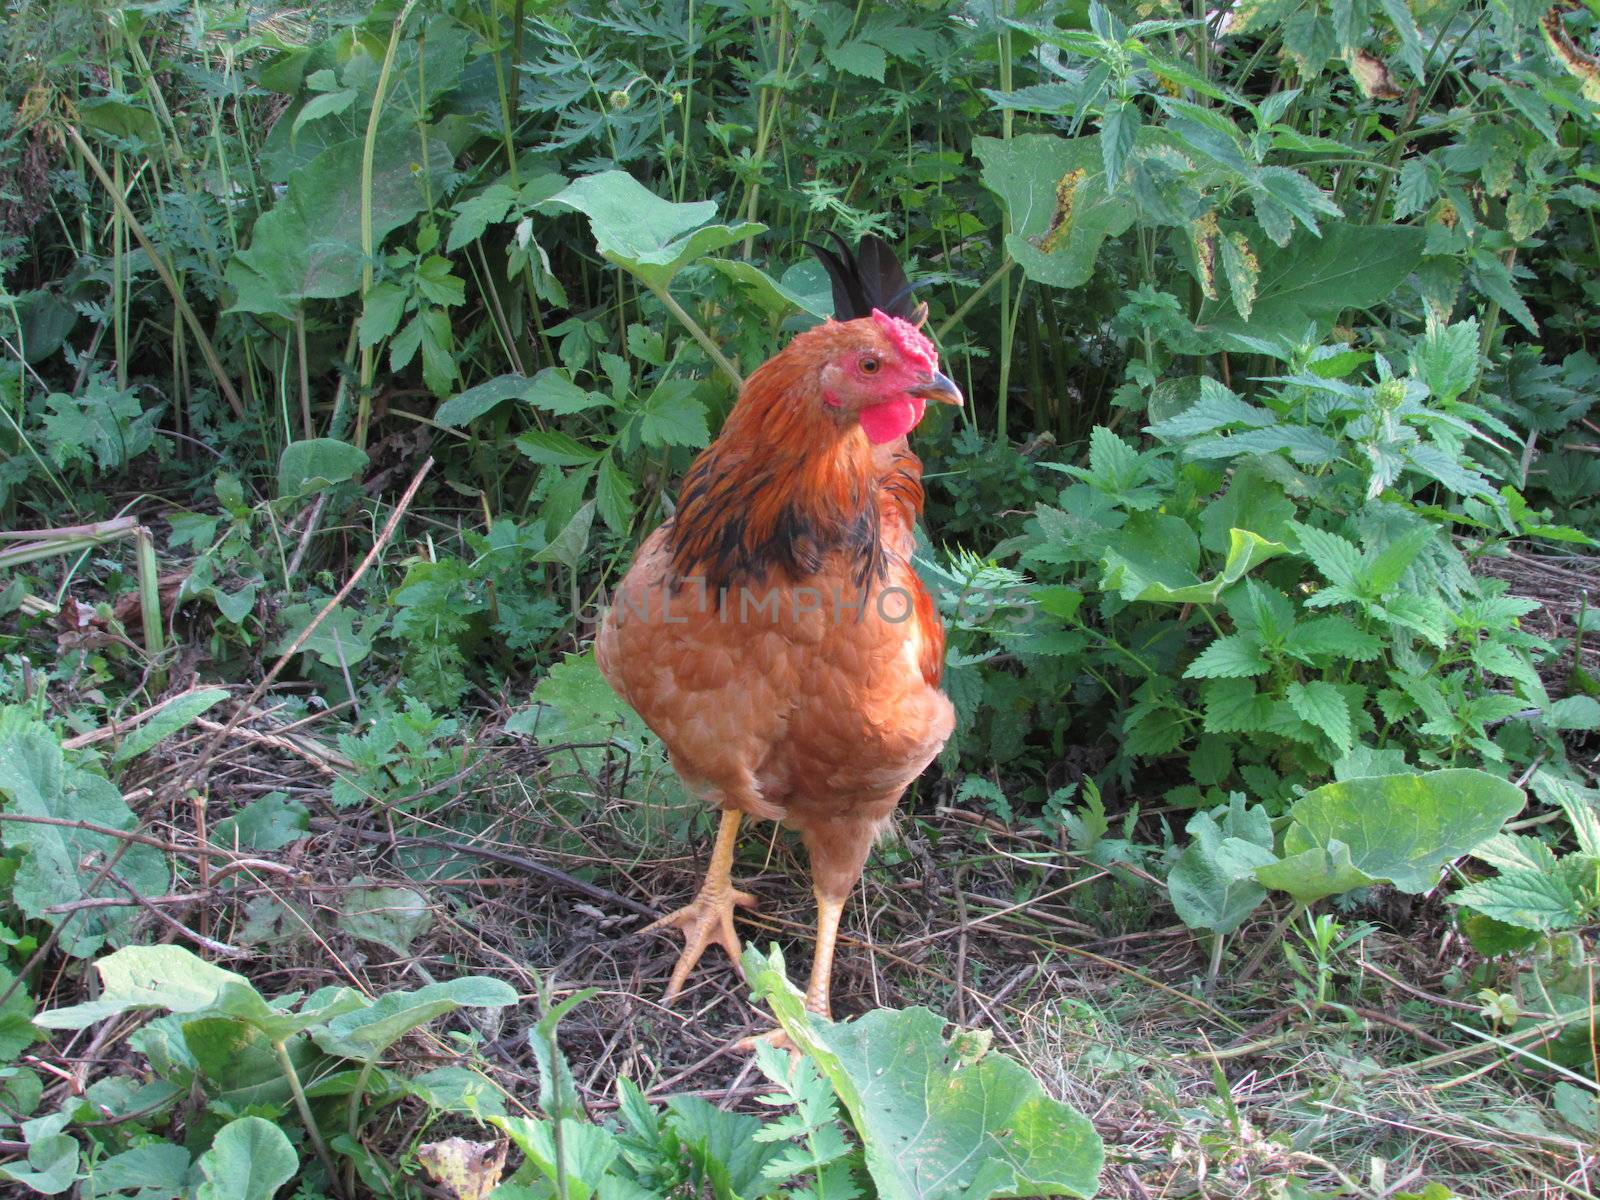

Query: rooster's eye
[[860, 356, 880, 374]]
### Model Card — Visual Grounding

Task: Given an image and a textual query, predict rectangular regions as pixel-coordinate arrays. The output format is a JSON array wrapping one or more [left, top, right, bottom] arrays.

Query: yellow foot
[[645, 886, 758, 1002]]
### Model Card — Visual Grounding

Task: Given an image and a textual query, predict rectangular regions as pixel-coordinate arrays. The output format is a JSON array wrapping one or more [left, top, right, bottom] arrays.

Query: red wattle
[[859, 396, 927, 445]]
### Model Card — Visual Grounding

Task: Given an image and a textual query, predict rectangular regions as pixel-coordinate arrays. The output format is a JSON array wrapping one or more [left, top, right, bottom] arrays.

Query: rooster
[[596, 235, 960, 1025]]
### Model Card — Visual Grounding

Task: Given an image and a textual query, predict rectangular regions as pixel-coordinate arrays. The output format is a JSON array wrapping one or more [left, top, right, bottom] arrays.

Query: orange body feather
[[596, 322, 955, 904]]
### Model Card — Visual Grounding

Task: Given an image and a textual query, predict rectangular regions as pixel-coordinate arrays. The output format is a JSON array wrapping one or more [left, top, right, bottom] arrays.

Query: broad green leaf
[[1194, 222, 1424, 346], [1253, 841, 1376, 904], [1168, 800, 1276, 934], [277, 438, 367, 500], [975, 133, 1136, 289], [1283, 769, 1525, 894], [706, 259, 833, 318], [271, 602, 372, 669], [34, 945, 271, 1030], [0, 728, 170, 959], [312, 977, 517, 1063], [226, 128, 451, 319], [1106, 518, 1284, 604], [338, 884, 432, 955], [1549, 696, 1600, 730], [493, 1118, 618, 1200], [745, 948, 1104, 1200], [545, 171, 763, 291], [1448, 867, 1587, 931], [447, 181, 517, 253], [195, 1118, 298, 1200], [211, 793, 309, 852], [0, 1113, 77, 1195], [0, 965, 38, 1060], [825, 39, 887, 80], [110, 688, 228, 766], [82, 1143, 191, 1200]]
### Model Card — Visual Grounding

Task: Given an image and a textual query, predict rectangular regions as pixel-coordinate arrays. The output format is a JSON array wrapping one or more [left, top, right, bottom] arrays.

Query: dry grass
[[15, 683, 1595, 1199]]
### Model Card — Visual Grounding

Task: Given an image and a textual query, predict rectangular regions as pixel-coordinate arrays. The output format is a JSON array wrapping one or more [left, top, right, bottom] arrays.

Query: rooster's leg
[[801, 892, 846, 1020], [645, 808, 757, 1001]]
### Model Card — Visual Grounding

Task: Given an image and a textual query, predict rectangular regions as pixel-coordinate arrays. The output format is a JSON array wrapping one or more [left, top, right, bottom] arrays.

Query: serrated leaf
[[1448, 867, 1587, 931], [638, 379, 710, 448], [0, 729, 171, 959], [436, 374, 534, 428], [1185, 634, 1269, 678], [1409, 313, 1479, 404], [1287, 680, 1353, 752]]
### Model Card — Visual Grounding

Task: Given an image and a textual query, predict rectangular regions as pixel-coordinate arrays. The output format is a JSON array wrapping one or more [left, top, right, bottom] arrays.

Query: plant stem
[[275, 1038, 345, 1199], [63, 125, 246, 422], [356, 0, 420, 451], [647, 282, 742, 389]]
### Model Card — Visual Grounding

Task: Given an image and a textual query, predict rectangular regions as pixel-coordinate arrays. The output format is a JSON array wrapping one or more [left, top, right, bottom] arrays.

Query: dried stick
[[175, 458, 434, 794]]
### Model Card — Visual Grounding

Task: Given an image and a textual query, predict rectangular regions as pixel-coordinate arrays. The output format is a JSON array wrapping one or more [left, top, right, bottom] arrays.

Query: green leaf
[[1185, 634, 1269, 679], [1549, 696, 1600, 730], [212, 793, 309, 853], [638, 380, 710, 448], [528, 368, 608, 416], [1106, 519, 1284, 604], [82, 1144, 191, 1200], [194, 1117, 298, 1200], [0, 1114, 77, 1195], [534, 500, 596, 572], [226, 128, 450, 319], [34, 945, 266, 1030], [527, 988, 596, 1126], [1194, 222, 1424, 346], [1409, 313, 1479, 404], [1283, 770, 1525, 894], [666, 1096, 788, 1198], [1168, 799, 1276, 934], [1219, 231, 1260, 320], [312, 977, 517, 1063], [110, 688, 228, 766], [1449, 867, 1587, 931], [825, 39, 887, 80], [1291, 522, 1363, 590], [337, 884, 431, 955], [0, 728, 170, 959], [277, 438, 367, 500], [1286, 680, 1353, 752], [436, 374, 534, 428], [515, 430, 601, 467], [357, 282, 408, 348], [447, 181, 517, 253], [975, 133, 1137, 289], [545, 171, 763, 291], [1253, 841, 1377, 904], [745, 949, 1104, 1200]]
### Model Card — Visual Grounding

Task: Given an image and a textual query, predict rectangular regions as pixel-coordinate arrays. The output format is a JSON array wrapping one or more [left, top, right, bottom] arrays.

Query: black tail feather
[[803, 233, 925, 323]]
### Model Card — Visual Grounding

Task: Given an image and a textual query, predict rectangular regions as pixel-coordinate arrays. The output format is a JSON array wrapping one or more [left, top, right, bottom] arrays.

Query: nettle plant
[[976, 316, 1595, 807]]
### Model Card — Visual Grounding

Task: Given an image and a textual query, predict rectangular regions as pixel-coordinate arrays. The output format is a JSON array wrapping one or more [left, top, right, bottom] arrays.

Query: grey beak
[[911, 370, 963, 406]]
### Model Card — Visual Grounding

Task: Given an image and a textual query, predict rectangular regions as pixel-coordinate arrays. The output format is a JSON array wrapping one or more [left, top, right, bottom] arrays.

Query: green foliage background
[[1, 0, 1600, 1193]]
